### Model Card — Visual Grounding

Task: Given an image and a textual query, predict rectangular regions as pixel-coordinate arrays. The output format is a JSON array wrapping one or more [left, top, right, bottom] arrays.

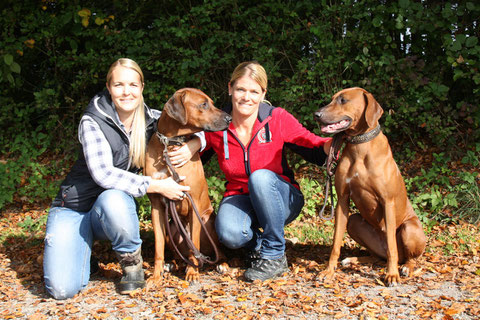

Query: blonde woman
[[201, 61, 331, 281], [43, 58, 202, 299]]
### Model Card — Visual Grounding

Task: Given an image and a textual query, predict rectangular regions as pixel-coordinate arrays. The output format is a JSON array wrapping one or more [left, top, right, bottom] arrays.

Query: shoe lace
[[119, 252, 141, 266]]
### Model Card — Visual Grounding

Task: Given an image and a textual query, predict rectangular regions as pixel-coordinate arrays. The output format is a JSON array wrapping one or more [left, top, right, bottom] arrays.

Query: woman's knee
[[96, 190, 135, 214], [215, 217, 248, 249], [93, 190, 138, 233], [248, 169, 276, 190], [44, 274, 83, 300]]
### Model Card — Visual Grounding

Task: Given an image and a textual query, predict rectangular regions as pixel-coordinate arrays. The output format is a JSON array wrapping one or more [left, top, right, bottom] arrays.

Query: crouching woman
[[43, 58, 199, 299]]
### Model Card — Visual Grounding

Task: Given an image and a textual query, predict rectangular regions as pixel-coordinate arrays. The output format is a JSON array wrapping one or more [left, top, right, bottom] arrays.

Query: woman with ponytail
[[43, 58, 203, 299]]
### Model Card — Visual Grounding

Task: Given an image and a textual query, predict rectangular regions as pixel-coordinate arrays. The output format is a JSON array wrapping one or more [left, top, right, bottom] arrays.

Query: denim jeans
[[215, 169, 304, 259], [43, 189, 141, 299]]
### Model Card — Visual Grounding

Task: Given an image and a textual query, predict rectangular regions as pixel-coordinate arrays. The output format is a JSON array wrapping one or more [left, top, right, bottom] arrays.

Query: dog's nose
[[314, 110, 323, 121], [225, 114, 232, 123]]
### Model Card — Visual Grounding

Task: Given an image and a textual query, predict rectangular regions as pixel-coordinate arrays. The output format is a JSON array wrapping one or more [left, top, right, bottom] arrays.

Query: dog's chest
[[338, 157, 369, 187], [338, 157, 381, 204]]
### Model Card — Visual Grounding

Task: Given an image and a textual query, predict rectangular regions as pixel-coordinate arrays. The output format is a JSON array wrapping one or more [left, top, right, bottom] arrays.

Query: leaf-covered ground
[[0, 206, 479, 320]]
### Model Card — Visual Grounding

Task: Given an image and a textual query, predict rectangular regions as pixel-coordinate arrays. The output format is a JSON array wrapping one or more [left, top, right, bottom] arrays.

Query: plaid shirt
[[77, 110, 157, 197], [78, 109, 205, 198]]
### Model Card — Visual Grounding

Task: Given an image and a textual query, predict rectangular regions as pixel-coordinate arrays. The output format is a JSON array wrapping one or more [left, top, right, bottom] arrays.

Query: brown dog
[[314, 87, 426, 286], [144, 88, 231, 282]]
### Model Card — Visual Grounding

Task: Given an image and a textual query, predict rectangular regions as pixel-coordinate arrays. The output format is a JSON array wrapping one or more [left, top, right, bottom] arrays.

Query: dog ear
[[164, 91, 188, 125], [363, 92, 383, 128]]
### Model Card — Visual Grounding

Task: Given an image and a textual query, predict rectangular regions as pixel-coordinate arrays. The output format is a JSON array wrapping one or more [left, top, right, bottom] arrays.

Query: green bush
[[1, 0, 479, 217]]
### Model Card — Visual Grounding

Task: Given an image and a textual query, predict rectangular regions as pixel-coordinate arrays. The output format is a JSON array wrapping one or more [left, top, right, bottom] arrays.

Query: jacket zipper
[[228, 126, 264, 177], [228, 131, 250, 176], [245, 130, 262, 176]]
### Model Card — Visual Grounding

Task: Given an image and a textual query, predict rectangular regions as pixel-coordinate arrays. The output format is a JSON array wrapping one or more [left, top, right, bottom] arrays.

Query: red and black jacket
[[202, 102, 330, 197]]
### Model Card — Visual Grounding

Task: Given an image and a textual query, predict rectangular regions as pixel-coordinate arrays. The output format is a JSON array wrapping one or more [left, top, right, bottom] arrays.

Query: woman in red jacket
[[200, 61, 331, 282]]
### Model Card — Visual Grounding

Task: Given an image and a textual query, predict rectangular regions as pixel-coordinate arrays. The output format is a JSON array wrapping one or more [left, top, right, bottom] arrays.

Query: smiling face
[[106, 66, 144, 117], [228, 74, 266, 120]]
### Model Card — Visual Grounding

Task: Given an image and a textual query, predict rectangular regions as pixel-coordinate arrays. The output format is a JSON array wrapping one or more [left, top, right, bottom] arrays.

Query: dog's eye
[[198, 102, 209, 110], [338, 96, 348, 104]]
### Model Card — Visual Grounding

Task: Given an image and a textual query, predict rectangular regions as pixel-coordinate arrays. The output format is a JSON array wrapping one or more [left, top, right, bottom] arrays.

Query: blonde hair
[[230, 61, 268, 92], [106, 58, 146, 169]]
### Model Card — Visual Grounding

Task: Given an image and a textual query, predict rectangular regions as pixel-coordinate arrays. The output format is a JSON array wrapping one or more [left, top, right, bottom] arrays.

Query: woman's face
[[229, 75, 265, 119], [107, 66, 144, 115]]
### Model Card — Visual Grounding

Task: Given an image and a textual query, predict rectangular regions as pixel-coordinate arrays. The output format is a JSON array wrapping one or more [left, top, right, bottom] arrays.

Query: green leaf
[[399, 0, 409, 9], [10, 62, 21, 74], [69, 39, 78, 51], [465, 36, 478, 47], [451, 41, 462, 51], [456, 34, 467, 44], [3, 54, 13, 66]]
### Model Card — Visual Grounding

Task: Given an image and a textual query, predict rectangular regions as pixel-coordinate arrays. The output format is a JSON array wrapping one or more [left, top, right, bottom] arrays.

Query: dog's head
[[314, 87, 383, 135], [164, 88, 232, 132]]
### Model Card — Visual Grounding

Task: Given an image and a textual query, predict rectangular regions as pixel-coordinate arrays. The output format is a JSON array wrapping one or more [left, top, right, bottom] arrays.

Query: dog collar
[[156, 132, 193, 146], [346, 124, 381, 144]]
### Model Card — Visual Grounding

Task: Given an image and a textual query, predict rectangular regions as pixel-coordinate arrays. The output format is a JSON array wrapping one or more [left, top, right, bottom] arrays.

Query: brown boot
[[115, 246, 145, 294]]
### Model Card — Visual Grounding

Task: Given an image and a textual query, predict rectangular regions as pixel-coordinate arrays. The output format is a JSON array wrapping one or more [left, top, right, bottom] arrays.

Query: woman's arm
[[79, 116, 188, 199], [152, 108, 205, 167], [278, 108, 332, 165], [147, 176, 190, 200], [167, 135, 203, 168]]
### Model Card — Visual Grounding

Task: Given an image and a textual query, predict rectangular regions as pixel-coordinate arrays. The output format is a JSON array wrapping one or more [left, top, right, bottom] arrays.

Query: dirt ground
[[0, 208, 479, 320]]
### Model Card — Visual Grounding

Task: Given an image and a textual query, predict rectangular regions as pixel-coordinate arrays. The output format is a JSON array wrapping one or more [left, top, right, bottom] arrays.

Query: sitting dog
[[314, 87, 426, 286], [144, 88, 231, 282]]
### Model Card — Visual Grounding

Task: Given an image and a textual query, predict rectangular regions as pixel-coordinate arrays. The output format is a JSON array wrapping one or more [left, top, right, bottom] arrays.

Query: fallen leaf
[[444, 303, 466, 316]]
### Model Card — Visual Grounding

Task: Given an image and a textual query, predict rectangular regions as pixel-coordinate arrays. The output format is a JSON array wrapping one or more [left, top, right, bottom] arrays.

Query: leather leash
[[318, 133, 344, 220], [157, 132, 221, 268], [318, 125, 382, 220]]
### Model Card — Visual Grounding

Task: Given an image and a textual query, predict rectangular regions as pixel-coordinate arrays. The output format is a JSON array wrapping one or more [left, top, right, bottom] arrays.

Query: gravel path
[[1, 236, 478, 320]]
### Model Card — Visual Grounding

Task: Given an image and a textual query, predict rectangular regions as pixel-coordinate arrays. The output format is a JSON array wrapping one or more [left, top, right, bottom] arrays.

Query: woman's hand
[[167, 137, 202, 167], [148, 176, 190, 201]]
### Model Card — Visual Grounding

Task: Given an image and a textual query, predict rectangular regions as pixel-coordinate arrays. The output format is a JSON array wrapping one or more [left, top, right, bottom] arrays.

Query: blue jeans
[[215, 169, 304, 259], [43, 189, 142, 300]]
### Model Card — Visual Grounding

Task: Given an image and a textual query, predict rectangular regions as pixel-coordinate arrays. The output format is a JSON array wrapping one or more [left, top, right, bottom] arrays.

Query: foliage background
[[0, 0, 479, 223]]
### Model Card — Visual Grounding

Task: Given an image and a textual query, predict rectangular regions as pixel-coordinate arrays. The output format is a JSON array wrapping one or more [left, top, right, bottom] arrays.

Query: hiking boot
[[244, 250, 261, 268], [244, 254, 289, 282], [115, 246, 145, 294]]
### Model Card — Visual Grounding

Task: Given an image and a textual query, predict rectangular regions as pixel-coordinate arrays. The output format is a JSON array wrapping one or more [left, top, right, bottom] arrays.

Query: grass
[[285, 219, 335, 245], [430, 222, 480, 256]]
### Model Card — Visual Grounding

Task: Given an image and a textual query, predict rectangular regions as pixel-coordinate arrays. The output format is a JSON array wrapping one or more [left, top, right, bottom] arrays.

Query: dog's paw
[[164, 262, 175, 273], [384, 273, 400, 287], [341, 257, 356, 267], [216, 262, 230, 275], [318, 267, 336, 281], [185, 267, 200, 283], [400, 265, 410, 277], [146, 274, 164, 292], [400, 260, 417, 278]]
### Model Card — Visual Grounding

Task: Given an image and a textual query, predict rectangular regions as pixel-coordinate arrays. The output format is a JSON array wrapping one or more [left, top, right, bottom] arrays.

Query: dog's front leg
[[383, 200, 400, 286], [150, 197, 166, 283], [319, 193, 350, 280], [185, 205, 201, 282]]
